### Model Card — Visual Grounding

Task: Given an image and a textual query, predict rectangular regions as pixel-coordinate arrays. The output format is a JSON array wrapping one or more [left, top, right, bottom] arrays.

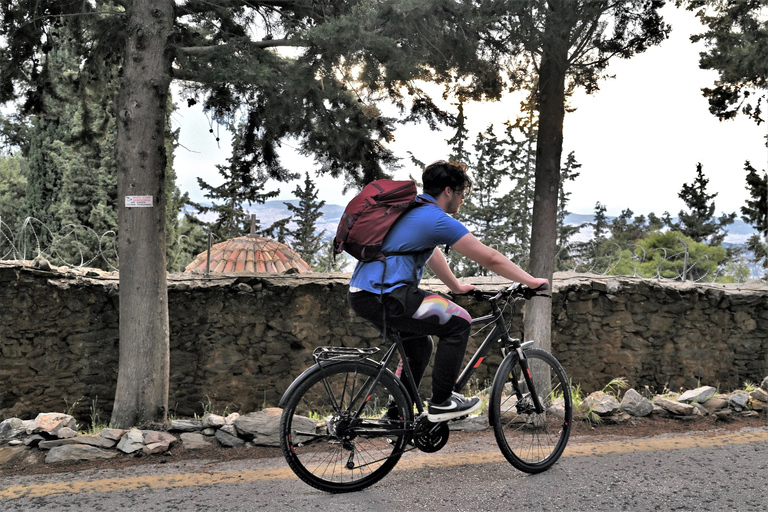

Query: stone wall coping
[[3, 260, 766, 294]]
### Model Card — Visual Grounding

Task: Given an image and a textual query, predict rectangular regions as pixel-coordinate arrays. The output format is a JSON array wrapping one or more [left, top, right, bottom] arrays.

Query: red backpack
[[334, 179, 435, 262]]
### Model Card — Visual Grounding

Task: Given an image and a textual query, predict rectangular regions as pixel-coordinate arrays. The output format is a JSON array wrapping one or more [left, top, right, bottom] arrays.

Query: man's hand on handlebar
[[527, 278, 550, 293], [450, 283, 476, 295]]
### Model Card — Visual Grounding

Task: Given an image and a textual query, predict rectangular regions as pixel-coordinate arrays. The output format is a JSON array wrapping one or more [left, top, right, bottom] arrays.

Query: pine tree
[[262, 217, 291, 245], [592, 202, 610, 242], [683, 0, 767, 125], [664, 163, 736, 245], [609, 209, 660, 245], [446, 102, 472, 165], [554, 151, 581, 271], [191, 125, 283, 240], [23, 117, 65, 228], [316, 243, 352, 273], [741, 161, 768, 237], [507, 96, 539, 267], [494, 0, 669, 354], [285, 172, 326, 269], [449, 124, 516, 277], [442, 95, 581, 276], [741, 161, 768, 277]]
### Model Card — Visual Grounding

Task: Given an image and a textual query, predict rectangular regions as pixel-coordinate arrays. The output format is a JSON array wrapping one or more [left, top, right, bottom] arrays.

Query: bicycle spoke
[[280, 362, 411, 492]]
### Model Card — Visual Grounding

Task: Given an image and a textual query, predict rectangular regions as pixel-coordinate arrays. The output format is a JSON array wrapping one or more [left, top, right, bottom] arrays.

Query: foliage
[[625, 231, 728, 281], [170, 0, 501, 188], [571, 207, 741, 281], [608, 209, 664, 245], [682, 0, 768, 124], [0, 153, 27, 232], [316, 243, 352, 274]]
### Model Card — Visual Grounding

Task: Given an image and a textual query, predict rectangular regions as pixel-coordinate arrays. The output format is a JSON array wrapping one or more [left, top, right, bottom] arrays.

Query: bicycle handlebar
[[452, 282, 551, 302]]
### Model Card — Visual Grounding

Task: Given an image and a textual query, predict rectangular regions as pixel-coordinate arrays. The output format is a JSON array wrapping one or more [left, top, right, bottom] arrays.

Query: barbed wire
[[1, 217, 120, 270], [553, 240, 765, 283], [1, 217, 764, 282]]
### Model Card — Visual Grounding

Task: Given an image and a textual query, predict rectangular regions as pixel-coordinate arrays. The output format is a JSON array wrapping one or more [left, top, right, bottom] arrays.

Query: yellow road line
[[3, 430, 767, 500]]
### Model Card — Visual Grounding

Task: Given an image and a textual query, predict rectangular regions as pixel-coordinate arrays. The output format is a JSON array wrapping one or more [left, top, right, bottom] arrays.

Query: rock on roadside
[[45, 444, 118, 463]]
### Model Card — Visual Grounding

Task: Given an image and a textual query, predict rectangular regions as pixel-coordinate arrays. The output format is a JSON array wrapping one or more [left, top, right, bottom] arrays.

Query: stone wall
[[1, 261, 766, 424]]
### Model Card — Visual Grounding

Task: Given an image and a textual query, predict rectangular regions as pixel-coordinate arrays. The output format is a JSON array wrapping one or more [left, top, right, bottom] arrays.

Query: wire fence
[[0, 217, 120, 270], [554, 240, 764, 283], [1, 216, 764, 282]]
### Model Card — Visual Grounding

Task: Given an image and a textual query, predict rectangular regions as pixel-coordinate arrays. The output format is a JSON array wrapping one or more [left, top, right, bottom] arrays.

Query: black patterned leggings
[[348, 286, 472, 404]]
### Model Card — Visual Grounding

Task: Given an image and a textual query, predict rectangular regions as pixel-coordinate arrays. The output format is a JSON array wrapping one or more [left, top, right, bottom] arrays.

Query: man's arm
[[451, 233, 549, 289], [426, 248, 475, 295]]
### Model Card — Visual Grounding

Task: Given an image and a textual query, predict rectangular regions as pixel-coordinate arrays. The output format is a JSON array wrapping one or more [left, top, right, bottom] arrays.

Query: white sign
[[125, 195, 154, 208]]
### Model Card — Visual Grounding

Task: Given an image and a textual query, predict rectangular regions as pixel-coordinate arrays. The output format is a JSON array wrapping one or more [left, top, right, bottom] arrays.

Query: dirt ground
[[2, 413, 766, 478]]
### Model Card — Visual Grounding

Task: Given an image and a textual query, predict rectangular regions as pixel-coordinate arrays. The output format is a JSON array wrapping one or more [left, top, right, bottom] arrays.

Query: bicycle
[[278, 282, 573, 493]]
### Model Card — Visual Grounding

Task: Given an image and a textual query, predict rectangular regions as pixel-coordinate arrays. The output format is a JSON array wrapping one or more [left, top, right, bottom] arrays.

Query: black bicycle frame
[[453, 296, 546, 415], [353, 291, 546, 425], [454, 297, 513, 392]]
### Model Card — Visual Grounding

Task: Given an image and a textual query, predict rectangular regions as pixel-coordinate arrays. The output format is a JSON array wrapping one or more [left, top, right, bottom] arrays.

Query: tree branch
[[177, 38, 304, 56], [177, 0, 298, 17]]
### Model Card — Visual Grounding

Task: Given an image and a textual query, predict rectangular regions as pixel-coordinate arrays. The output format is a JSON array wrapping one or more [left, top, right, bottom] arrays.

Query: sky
[[172, 3, 768, 218]]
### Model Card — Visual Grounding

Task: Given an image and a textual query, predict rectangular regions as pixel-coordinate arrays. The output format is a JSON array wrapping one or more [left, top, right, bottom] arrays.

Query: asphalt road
[[3, 428, 768, 511]]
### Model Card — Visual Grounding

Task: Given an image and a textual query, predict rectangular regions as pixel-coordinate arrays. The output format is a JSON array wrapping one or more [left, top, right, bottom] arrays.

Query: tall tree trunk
[[524, 0, 569, 352], [111, 0, 174, 428]]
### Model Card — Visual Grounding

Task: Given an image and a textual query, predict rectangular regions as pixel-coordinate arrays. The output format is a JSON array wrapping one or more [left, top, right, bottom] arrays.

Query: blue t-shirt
[[349, 194, 469, 294]]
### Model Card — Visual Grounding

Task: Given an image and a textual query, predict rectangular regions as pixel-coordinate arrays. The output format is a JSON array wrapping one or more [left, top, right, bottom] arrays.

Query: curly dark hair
[[422, 160, 473, 198]]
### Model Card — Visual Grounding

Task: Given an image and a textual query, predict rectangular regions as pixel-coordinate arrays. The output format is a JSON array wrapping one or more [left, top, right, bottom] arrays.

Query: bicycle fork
[[505, 340, 546, 415]]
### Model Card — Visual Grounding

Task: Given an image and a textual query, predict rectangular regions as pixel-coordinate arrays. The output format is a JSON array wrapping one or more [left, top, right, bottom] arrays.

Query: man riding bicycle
[[348, 160, 549, 422]]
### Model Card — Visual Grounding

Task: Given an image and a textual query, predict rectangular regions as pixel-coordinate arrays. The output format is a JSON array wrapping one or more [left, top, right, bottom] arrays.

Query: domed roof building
[[184, 234, 312, 274]]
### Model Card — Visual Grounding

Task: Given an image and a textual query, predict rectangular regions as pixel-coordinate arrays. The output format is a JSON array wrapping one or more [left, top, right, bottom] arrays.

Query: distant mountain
[[185, 200, 344, 241], [186, 201, 757, 245], [562, 213, 756, 245]]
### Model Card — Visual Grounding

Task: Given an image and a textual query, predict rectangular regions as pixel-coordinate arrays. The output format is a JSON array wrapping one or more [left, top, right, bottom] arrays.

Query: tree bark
[[524, 0, 569, 352], [111, 0, 174, 428]]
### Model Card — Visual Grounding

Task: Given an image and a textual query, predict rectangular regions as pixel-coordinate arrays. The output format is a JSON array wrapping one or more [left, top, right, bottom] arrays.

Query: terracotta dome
[[184, 235, 312, 274]]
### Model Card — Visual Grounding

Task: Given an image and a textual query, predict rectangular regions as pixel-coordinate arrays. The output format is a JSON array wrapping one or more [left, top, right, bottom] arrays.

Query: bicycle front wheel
[[489, 348, 573, 473], [279, 361, 412, 493]]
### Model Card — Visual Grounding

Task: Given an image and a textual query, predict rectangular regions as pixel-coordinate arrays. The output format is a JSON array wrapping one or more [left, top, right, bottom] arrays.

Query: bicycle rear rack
[[313, 346, 381, 362]]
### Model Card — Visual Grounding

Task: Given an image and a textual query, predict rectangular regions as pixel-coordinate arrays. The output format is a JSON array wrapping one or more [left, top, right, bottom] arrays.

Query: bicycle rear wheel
[[489, 348, 573, 473], [279, 361, 412, 493]]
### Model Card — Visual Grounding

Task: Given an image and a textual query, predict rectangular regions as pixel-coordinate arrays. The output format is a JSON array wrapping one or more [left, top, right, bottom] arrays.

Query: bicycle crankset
[[412, 416, 450, 453]]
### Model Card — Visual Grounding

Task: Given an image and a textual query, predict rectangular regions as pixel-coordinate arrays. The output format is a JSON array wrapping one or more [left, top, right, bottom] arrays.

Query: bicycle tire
[[489, 348, 573, 473], [279, 361, 412, 493]]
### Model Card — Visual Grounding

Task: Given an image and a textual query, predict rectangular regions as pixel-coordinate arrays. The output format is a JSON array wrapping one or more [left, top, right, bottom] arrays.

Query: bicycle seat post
[[383, 323, 423, 415]]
